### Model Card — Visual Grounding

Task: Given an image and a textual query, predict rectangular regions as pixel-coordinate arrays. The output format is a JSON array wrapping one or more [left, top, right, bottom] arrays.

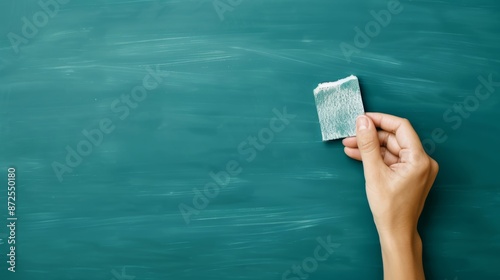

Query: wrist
[[378, 230, 425, 280], [378, 229, 422, 251], [374, 217, 418, 241]]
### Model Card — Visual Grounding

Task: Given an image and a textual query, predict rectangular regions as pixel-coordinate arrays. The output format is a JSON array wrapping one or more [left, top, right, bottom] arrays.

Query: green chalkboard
[[0, 0, 499, 279]]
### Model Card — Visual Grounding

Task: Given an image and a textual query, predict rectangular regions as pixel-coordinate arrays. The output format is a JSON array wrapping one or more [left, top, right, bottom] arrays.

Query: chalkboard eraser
[[313, 75, 365, 141]]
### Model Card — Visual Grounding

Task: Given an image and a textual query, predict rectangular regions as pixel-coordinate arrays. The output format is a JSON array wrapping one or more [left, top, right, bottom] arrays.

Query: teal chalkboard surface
[[0, 0, 499, 279]]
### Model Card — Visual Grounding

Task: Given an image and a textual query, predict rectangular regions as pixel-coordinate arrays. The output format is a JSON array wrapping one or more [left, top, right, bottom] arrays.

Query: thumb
[[356, 115, 384, 174]]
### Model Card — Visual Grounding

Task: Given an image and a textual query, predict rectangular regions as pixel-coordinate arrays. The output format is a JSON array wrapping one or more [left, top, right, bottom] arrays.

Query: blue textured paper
[[313, 76, 365, 141]]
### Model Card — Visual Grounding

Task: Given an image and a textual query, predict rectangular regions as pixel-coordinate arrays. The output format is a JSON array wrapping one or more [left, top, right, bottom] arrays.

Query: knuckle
[[411, 150, 426, 163], [431, 158, 439, 173], [409, 151, 432, 172], [380, 131, 391, 146], [401, 118, 411, 127], [359, 136, 377, 153]]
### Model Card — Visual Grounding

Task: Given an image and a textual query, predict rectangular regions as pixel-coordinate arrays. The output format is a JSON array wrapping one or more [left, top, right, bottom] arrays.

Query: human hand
[[342, 113, 438, 280], [342, 113, 438, 235]]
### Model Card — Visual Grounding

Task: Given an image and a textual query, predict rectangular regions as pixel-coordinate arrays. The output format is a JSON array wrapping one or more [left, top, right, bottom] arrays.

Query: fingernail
[[357, 115, 368, 130]]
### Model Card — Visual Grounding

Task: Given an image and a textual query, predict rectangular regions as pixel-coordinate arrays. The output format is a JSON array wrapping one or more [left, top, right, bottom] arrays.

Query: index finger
[[365, 112, 424, 151]]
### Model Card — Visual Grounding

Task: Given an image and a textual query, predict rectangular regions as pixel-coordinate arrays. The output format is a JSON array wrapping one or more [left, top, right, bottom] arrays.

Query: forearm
[[378, 229, 425, 280]]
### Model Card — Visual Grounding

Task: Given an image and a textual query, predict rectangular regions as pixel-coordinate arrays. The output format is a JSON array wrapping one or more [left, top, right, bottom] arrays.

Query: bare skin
[[342, 113, 439, 280]]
